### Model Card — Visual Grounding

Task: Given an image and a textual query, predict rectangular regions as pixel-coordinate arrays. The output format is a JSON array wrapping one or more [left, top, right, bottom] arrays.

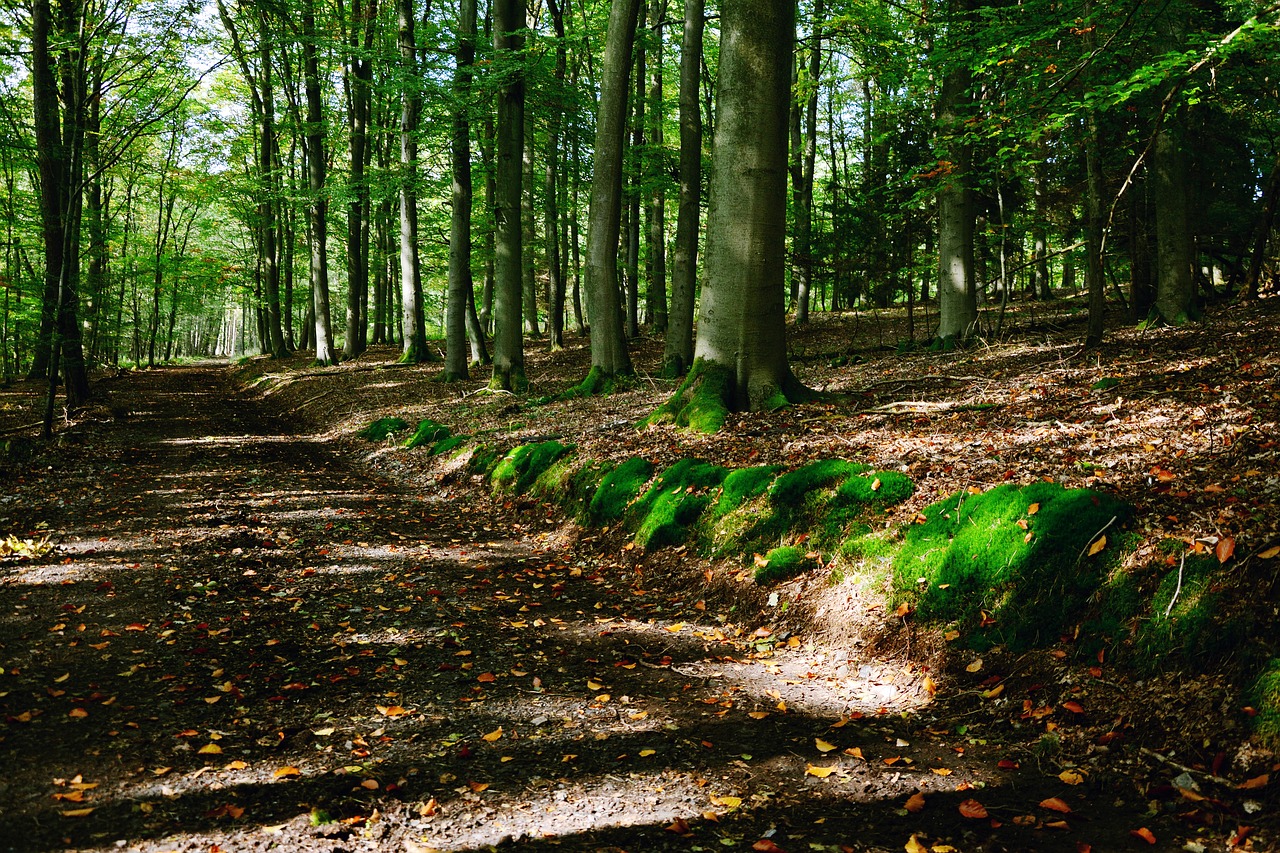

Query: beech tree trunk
[[398, 0, 428, 363], [582, 0, 643, 382], [303, 0, 337, 365], [446, 0, 478, 379], [934, 0, 977, 342], [490, 0, 527, 390]]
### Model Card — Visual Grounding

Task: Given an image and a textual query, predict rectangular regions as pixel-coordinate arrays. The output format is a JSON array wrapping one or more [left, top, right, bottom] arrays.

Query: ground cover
[[1, 297, 1278, 852]]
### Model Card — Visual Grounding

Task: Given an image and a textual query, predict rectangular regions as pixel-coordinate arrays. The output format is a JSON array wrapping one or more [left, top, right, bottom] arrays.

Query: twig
[[0, 420, 44, 437], [1076, 515, 1118, 565], [1164, 553, 1186, 618], [1139, 746, 1228, 784]]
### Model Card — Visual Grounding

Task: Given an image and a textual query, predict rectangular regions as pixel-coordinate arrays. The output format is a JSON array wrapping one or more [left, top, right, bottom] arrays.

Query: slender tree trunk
[[258, 10, 287, 358], [663, 0, 702, 376], [646, 0, 668, 334], [789, 0, 821, 324], [934, 0, 977, 342], [304, 0, 337, 365], [522, 121, 539, 336], [398, 0, 429, 362], [446, 0, 478, 379], [544, 0, 568, 351], [1244, 149, 1280, 297], [583, 0, 643, 383], [344, 0, 378, 358], [490, 0, 527, 389]]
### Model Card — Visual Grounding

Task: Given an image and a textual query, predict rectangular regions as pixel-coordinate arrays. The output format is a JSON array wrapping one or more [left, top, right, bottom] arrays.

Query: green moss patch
[[491, 440, 574, 495], [892, 482, 1130, 650], [587, 457, 655, 525], [358, 417, 410, 441], [1131, 556, 1250, 666], [404, 419, 452, 449], [645, 360, 732, 434], [630, 459, 729, 550], [431, 435, 467, 456], [1250, 658, 1280, 748], [754, 545, 818, 585]]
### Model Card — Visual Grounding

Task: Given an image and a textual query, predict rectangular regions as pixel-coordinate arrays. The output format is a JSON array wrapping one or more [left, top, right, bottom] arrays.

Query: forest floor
[[1, 295, 1278, 853]]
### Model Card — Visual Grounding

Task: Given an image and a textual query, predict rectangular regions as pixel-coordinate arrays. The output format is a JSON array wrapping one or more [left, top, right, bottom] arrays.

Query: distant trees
[[0, 0, 1276, 430]]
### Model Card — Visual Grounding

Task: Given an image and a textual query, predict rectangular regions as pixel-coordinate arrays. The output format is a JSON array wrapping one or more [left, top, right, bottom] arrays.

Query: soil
[[1, 298, 1278, 853]]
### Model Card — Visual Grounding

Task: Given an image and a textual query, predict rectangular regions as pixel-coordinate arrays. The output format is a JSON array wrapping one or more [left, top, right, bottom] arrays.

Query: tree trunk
[[544, 0, 568, 351], [446, 0, 478, 379], [646, 0, 669, 335], [258, 10, 288, 358], [789, 0, 822, 324], [398, 0, 429, 363], [683, 0, 803, 414], [662, 0, 702, 376], [344, 0, 378, 358], [304, 0, 337, 365], [934, 0, 977, 342], [582, 0, 643, 384], [490, 0, 527, 390]]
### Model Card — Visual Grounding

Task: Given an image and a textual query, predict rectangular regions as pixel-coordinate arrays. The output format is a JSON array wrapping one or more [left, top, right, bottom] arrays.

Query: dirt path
[[0, 365, 1264, 852]]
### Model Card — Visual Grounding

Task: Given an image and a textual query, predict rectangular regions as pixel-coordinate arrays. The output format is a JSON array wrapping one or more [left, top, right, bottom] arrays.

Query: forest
[[1, 0, 1279, 850]]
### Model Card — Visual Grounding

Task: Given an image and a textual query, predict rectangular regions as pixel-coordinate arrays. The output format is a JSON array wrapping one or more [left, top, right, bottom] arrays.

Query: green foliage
[[358, 417, 410, 441], [431, 435, 467, 456], [491, 441, 574, 495], [1133, 556, 1250, 666], [892, 482, 1130, 649], [629, 459, 729, 550], [587, 457, 655, 525], [403, 419, 452, 449], [754, 546, 816, 585], [1251, 658, 1280, 748]]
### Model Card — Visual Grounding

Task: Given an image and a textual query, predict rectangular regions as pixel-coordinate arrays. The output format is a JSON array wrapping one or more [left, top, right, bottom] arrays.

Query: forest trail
[[0, 364, 1263, 852]]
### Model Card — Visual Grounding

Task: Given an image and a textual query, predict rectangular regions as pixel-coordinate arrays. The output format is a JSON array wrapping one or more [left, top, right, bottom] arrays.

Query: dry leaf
[[225, 760, 248, 770], [1040, 796, 1072, 813], [1058, 769, 1085, 785], [1062, 700, 1085, 714], [61, 807, 95, 817], [958, 798, 988, 819], [638, 749, 656, 757], [805, 764, 837, 778], [905, 835, 929, 853], [1130, 827, 1156, 844], [198, 743, 222, 754], [1087, 535, 1107, 557], [1258, 545, 1280, 559], [1028, 503, 1040, 515], [482, 727, 503, 742], [1216, 537, 1236, 564], [815, 738, 837, 753], [965, 658, 983, 673], [747, 711, 770, 720], [904, 791, 926, 813], [1237, 774, 1269, 790], [68, 707, 88, 718], [273, 766, 301, 779]]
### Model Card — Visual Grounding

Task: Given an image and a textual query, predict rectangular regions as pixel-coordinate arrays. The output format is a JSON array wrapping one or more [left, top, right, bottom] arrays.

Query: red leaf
[[752, 841, 788, 853], [1062, 700, 1085, 714], [1039, 796, 1072, 813], [1130, 827, 1157, 844], [959, 799, 988, 819], [1216, 537, 1236, 564]]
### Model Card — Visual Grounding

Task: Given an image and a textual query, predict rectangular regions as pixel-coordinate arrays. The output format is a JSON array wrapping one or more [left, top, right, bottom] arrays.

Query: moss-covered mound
[[431, 435, 468, 456], [587, 457, 655, 525], [754, 545, 819, 585], [892, 482, 1131, 650], [403, 419, 451, 450], [491, 440, 574, 495], [1250, 658, 1280, 748], [644, 360, 732, 434], [358, 416, 410, 441], [629, 459, 729, 550], [1132, 555, 1251, 665]]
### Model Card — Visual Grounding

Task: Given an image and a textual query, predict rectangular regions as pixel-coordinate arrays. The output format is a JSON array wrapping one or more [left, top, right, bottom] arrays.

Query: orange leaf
[[68, 707, 88, 718], [273, 766, 301, 779], [482, 727, 504, 742], [1130, 827, 1156, 844], [1087, 536, 1106, 557], [477, 672, 496, 683], [904, 791, 926, 813], [1215, 537, 1236, 564], [1040, 796, 1072, 813], [1062, 700, 1085, 714], [60, 807, 95, 817], [752, 841, 787, 853], [124, 623, 148, 632], [959, 799, 988, 819], [378, 705, 409, 717], [664, 817, 692, 835], [1257, 545, 1279, 559], [1237, 774, 1269, 790]]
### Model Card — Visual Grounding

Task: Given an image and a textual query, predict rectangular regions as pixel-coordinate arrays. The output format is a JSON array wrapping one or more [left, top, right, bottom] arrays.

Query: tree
[[580, 0, 642, 388], [301, 0, 338, 366], [662, 0, 703, 377], [651, 0, 806, 431], [489, 0, 527, 390], [933, 0, 977, 343], [445, 0, 478, 380]]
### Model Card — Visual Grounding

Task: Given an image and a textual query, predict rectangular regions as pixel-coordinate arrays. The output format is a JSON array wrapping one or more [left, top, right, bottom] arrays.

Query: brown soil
[[1, 298, 1277, 853]]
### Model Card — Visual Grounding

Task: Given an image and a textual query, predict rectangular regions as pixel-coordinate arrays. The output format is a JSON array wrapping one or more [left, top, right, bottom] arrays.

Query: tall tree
[[933, 0, 977, 343], [301, 0, 337, 365], [489, 0, 527, 390], [445, 0, 478, 379], [581, 0, 642, 387], [341, 0, 378, 358], [652, 0, 805, 430], [397, 0, 429, 362], [662, 0, 702, 377]]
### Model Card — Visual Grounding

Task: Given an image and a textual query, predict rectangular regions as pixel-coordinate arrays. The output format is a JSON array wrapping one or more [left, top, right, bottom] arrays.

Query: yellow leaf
[[1087, 535, 1106, 557], [905, 834, 929, 853], [203, 696, 221, 704], [711, 794, 742, 809], [482, 727, 504, 742], [273, 766, 301, 779], [983, 683, 1005, 699], [638, 749, 656, 757], [61, 808, 95, 817], [931, 767, 953, 776], [226, 760, 248, 770], [1257, 545, 1279, 560], [805, 764, 837, 778], [747, 711, 770, 720], [1027, 502, 1040, 515], [844, 747, 864, 758], [1058, 769, 1085, 785], [871, 478, 882, 491], [378, 705, 410, 717], [54, 673, 70, 683], [587, 680, 604, 691], [968, 485, 983, 495], [965, 658, 983, 673], [198, 743, 222, 754], [815, 738, 837, 753], [944, 630, 960, 642]]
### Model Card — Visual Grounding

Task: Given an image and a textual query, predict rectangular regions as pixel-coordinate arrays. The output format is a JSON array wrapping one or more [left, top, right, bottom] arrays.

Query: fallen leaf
[[225, 760, 248, 770], [1216, 537, 1236, 564], [966, 658, 983, 673], [1040, 796, 1072, 813], [1028, 503, 1040, 515], [958, 798, 988, 819], [1058, 769, 1085, 785], [68, 707, 88, 718], [983, 683, 1004, 699], [815, 738, 837, 753], [360, 778, 379, 790], [747, 711, 770, 720], [805, 764, 837, 778], [638, 749, 656, 757], [273, 766, 301, 779], [60, 808, 95, 817], [904, 791, 926, 813], [905, 834, 929, 853], [377, 705, 410, 717], [1258, 545, 1279, 559], [482, 727, 503, 742], [751, 840, 786, 853], [712, 794, 742, 809], [197, 743, 222, 755], [1087, 535, 1107, 556], [1237, 774, 1268, 790], [1130, 827, 1156, 844], [1062, 700, 1085, 714]]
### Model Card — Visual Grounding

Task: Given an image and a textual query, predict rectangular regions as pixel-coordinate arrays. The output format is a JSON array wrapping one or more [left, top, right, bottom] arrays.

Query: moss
[[431, 435, 467, 456], [532, 456, 608, 509], [467, 445, 502, 478], [754, 545, 816, 585], [1250, 658, 1280, 748], [1132, 556, 1249, 667], [587, 457, 655, 525], [770, 460, 870, 507], [403, 419, 451, 449], [892, 482, 1131, 650], [708, 466, 783, 525], [358, 417, 410, 441], [629, 459, 729, 550], [491, 440, 574, 495], [645, 359, 732, 434]]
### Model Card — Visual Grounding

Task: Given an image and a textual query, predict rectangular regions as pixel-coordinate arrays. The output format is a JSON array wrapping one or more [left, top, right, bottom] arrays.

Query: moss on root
[[358, 417, 410, 441], [891, 482, 1131, 650], [629, 459, 729, 550], [403, 419, 451, 449], [491, 440, 574, 495], [1250, 659, 1280, 748], [645, 360, 732, 434], [754, 545, 818, 585], [587, 457, 655, 525]]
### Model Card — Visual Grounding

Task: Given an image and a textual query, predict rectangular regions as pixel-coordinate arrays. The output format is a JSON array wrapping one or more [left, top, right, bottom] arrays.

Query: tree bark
[[582, 0, 643, 383], [934, 0, 977, 342], [490, 0, 527, 390], [398, 0, 429, 363], [662, 0, 702, 376], [303, 0, 338, 365], [446, 0, 478, 379]]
